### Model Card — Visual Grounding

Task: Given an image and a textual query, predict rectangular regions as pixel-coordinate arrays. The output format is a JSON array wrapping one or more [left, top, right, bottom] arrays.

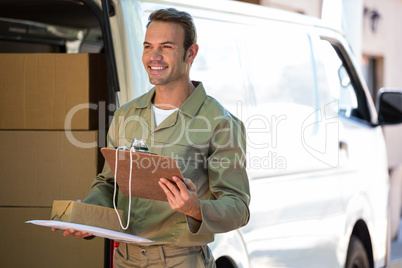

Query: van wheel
[[215, 257, 236, 268], [345, 236, 370, 268]]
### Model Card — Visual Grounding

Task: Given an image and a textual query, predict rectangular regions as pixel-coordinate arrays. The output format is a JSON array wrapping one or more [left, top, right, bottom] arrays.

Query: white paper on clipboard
[[26, 220, 153, 243]]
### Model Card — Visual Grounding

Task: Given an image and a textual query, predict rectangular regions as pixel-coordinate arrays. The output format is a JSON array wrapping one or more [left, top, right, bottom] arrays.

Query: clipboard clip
[[130, 138, 152, 153]]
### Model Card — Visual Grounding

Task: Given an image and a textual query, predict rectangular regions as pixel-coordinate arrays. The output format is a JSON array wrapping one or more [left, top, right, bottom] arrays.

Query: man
[[57, 8, 250, 267]]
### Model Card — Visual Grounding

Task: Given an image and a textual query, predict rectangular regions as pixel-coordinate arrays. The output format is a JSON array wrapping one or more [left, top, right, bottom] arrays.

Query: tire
[[345, 236, 370, 268]]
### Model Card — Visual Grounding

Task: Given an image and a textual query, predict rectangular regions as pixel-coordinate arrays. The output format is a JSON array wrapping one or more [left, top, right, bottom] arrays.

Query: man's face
[[142, 21, 190, 87]]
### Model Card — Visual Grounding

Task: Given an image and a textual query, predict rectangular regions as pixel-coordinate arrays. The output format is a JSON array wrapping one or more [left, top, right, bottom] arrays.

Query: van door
[[315, 36, 388, 267]]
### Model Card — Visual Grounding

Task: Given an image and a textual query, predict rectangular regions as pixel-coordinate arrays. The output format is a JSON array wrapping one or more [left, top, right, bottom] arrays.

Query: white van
[[1, 0, 402, 267]]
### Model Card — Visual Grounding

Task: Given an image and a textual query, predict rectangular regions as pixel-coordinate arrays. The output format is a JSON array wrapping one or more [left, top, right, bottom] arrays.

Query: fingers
[[172, 176, 188, 192], [61, 229, 93, 239], [159, 177, 198, 199], [159, 177, 182, 196], [159, 176, 201, 219], [159, 179, 175, 200], [184, 178, 196, 192]]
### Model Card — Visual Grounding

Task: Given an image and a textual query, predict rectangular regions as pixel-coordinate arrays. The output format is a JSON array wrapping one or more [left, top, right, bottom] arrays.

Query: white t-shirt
[[152, 105, 179, 127]]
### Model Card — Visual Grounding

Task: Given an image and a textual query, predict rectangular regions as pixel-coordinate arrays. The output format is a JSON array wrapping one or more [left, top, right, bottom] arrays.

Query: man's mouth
[[150, 66, 167, 70]]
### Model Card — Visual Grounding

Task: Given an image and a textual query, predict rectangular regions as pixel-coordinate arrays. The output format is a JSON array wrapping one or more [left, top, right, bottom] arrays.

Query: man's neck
[[153, 81, 195, 110]]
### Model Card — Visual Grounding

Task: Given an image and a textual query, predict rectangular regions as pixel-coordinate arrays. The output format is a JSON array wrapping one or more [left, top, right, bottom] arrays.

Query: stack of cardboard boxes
[[0, 53, 109, 267]]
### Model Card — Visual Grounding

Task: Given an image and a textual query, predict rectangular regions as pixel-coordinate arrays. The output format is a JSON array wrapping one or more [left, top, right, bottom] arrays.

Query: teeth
[[151, 67, 165, 70]]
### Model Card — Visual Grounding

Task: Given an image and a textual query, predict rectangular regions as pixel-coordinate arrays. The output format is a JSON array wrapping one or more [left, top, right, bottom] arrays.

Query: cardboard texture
[[0, 53, 108, 130], [0, 130, 98, 207], [0, 207, 104, 268], [51, 200, 123, 232], [101, 147, 183, 202]]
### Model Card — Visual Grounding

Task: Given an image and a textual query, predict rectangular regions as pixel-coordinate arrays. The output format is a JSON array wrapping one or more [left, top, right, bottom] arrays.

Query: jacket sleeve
[[83, 116, 118, 208], [187, 116, 250, 234]]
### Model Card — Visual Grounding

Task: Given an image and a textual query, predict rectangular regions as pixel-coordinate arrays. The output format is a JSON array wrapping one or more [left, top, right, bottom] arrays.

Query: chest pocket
[[162, 142, 206, 177]]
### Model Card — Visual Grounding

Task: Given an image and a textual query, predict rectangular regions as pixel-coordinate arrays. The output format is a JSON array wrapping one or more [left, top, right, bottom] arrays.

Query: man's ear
[[186, 44, 199, 64]]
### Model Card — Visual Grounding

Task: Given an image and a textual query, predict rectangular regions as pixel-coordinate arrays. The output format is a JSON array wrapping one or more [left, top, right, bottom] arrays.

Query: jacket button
[[141, 249, 146, 255]]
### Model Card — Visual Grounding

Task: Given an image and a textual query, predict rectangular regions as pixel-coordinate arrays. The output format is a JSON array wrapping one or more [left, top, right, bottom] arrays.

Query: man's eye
[[163, 45, 172, 49]]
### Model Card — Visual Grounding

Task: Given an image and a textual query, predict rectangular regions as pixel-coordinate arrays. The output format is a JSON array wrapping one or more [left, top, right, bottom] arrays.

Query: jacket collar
[[135, 81, 206, 118]]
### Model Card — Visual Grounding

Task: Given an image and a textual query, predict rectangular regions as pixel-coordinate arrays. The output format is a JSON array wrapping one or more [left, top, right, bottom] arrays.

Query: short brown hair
[[146, 8, 197, 54]]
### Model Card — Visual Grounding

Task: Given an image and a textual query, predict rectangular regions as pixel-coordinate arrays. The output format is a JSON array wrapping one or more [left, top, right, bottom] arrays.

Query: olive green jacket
[[84, 81, 250, 247]]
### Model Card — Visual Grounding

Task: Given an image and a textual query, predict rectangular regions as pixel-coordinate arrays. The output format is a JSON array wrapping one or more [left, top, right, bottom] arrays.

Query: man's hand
[[51, 228, 93, 239], [159, 176, 202, 221]]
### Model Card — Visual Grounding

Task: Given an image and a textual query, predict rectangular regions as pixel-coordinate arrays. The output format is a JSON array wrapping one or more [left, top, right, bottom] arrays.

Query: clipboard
[[101, 147, 183, 202]]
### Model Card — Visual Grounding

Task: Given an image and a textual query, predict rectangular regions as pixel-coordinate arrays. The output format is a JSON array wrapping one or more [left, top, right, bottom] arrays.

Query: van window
[[192, 19, 335, 174], [241, 27, 316, 110], [316, 39, 364, 121], [191, 18, 245, 112], [193, 20, 317, 112]]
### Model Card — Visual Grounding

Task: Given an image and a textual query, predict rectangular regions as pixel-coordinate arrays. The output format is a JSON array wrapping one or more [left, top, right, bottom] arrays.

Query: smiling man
[[58, 8, 250, 268]]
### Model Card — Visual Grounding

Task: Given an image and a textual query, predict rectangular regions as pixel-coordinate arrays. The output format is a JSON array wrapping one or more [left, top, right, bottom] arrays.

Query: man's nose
[[150, 49, 163, 61]]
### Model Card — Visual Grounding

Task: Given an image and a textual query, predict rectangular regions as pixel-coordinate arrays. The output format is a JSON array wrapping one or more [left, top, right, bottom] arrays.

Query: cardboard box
[[0, 207, 104, 268], [51, 200, 123, 232], [0, 130, 99, 207], [0, 53, 108, 130]]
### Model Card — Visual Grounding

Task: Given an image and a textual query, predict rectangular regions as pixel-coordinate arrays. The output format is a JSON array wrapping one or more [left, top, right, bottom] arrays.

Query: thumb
[[184, 178, 197, 192]]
